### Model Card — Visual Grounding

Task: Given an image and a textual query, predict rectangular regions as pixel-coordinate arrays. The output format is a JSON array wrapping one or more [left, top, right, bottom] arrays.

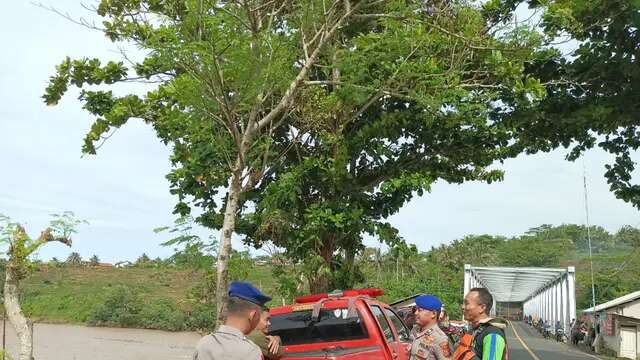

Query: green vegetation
[[3, 223, 635, 332], [0, 212, 84, 360], [19, 267, 200, 325], [1, 256, 283, 332], [88, 285, 192, 331], [44, 0, 563, 317], [355, 224, 640, 320]]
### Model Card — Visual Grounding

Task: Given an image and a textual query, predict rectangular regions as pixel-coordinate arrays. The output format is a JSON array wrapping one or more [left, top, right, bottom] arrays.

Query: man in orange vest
[[453, 288, 507, 360]]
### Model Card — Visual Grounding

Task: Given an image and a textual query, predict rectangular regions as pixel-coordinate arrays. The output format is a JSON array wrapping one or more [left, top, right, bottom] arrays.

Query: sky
[[1, 1, 638, 263]]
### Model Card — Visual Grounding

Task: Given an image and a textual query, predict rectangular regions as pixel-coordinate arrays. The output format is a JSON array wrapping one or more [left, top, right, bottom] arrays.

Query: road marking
[[508, 321, 603, 360], [508, 321, 541, 360]]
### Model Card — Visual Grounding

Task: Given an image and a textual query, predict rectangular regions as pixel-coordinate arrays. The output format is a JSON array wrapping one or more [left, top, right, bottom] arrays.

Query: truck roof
[[270, 288, 386, 315]]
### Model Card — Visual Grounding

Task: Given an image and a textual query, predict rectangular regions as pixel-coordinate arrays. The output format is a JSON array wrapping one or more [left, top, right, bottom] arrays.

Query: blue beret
[[415, 294, 442, 311], [228, 281, 272, 306]]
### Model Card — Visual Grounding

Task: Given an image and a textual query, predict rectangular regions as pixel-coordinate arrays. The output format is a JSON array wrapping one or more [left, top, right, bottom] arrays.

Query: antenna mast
[[583, 163, 597, 311]]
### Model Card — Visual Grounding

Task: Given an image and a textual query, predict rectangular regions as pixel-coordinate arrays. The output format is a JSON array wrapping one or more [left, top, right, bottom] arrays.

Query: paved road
[[0, 322, 199, 360], [507, 321, 600, 360]]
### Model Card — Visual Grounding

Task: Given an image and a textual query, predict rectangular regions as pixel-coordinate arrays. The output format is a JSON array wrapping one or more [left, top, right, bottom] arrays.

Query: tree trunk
[[343, 248, 357, 288], [308, 274, 329, 294], [4, 266, 33, 360], [215, 160, 244, 324], [308, 239, 334, 293]]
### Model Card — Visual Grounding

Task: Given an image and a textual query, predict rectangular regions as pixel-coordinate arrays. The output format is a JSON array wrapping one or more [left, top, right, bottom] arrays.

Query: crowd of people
[[523, 314, 597, 350], [523, 315, 568, 342], [192, 282, 508, 360], [570, 319, 599, 352]]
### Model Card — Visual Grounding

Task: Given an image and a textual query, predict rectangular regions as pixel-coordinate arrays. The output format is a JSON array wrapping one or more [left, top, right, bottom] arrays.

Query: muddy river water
[[0, 322, 200, 360]]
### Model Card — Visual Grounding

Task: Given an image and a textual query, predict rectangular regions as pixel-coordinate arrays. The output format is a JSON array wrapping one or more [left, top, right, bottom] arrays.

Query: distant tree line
[[28, 222, 640, 323], [350, 223, 640, 319]]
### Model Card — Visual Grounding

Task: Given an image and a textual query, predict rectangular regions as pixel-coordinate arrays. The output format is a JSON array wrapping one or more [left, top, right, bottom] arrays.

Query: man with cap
[[409, 294, 453, 360], [193, 281, 272, 360]]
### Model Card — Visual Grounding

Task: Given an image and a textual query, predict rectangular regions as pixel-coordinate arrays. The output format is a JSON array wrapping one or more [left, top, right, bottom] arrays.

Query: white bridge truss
[[463, 264, 576, 333]]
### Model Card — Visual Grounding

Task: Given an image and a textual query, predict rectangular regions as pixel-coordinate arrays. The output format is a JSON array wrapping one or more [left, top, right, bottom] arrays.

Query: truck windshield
[[270, 308, 369, 345]]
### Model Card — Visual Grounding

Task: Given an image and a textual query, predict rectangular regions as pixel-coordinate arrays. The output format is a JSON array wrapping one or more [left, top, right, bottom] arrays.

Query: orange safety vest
[[452, 327, 509, 360], [452, 333, 476, 360]]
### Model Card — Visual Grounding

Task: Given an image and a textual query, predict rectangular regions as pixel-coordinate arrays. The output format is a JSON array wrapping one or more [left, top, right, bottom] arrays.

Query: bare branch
[[254, 0, 363, 133], [215, 4, 252, 31], [37, 228, 72, 247], [92, 127, 119, 153], [344, 0, 351, 13], [33, 2, 106, 32], [251, 0, 277, 12]]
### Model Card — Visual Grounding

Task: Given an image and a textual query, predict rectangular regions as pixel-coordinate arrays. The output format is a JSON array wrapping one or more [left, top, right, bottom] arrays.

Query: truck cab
[[269, 288, 412, 360]]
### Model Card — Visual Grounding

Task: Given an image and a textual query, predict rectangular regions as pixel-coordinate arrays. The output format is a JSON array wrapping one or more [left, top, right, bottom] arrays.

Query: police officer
[[410, 294, 452, 360], [193, 281, 272, 360]]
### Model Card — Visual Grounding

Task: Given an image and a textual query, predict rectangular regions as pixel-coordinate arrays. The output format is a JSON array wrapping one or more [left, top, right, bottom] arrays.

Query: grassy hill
[[2, 264, 283, 331], [20, 267, 201, 324], [2, 224, 637, 332]]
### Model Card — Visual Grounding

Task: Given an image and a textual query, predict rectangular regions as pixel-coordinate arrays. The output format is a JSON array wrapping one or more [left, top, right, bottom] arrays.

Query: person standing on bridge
[[193, 281, 271, 360], [452, 288, 508, 360], [409, 294, 453, 360]]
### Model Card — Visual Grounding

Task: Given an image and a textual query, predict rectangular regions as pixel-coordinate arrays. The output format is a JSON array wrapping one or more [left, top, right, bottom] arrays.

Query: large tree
[[44, 0, 552, 303], [44, 0, 557, 304], [505, 0, 640, 207], [45, 0, 407, 320], [235, 2, 559, 292]]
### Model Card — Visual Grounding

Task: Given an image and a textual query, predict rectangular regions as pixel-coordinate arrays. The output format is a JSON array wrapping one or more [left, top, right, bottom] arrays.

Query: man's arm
[[482, 332, 506, 360], [266, 335, 284, 357], [434, 339, 453, 360]]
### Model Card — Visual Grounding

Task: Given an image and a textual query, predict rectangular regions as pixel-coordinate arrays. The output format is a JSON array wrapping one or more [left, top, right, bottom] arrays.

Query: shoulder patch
[[439, 341, 452, 357]]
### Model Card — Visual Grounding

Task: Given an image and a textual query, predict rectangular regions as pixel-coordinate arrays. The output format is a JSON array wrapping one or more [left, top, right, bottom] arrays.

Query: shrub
[[185, 303, 217, 332], [88, 285, 143, 327], [88, 285, 194, 331], [139, 298, 187, 331]]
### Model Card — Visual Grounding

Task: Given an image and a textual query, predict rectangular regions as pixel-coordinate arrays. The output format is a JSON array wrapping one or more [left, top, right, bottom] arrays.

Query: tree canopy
[[44, 0, 640, 298], [507, 0, 640, 207]]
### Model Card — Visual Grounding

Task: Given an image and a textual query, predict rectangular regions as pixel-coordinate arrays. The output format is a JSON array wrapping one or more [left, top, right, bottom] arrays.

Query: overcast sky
[[1, 1, 638, 263]]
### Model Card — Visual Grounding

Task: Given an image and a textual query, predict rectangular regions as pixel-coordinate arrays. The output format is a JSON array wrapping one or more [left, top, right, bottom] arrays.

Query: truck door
[[383, 307, 412, 357], [370, 305, 410, 360]]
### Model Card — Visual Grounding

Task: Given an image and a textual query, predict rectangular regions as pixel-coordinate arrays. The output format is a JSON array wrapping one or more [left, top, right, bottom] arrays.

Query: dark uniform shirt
[[247, 330, 284, 359]]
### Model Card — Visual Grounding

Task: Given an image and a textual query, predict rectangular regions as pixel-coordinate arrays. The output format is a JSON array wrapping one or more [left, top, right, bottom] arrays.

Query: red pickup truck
[[269, 288, 412, 360]]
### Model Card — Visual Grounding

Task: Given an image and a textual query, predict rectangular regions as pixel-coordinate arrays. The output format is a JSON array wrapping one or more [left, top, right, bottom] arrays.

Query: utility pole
[[583, 163, 597, 312]]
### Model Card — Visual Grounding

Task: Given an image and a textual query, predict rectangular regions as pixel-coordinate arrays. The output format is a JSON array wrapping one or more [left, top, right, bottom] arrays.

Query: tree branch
[[253, 0, 364, 132]]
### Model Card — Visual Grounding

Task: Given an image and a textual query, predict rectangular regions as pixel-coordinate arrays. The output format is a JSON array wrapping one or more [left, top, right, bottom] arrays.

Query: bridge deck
[[507, 321, 599, 360]]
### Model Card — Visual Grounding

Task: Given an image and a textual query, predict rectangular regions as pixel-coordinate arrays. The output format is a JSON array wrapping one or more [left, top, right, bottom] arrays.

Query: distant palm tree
[[66, 252, 82, 266]]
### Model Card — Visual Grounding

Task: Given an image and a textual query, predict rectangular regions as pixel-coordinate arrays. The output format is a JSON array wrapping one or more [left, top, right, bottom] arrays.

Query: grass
[[18, 267, 203, 324], [4, 264, 283, 326], [6, 247, 637, 329]]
